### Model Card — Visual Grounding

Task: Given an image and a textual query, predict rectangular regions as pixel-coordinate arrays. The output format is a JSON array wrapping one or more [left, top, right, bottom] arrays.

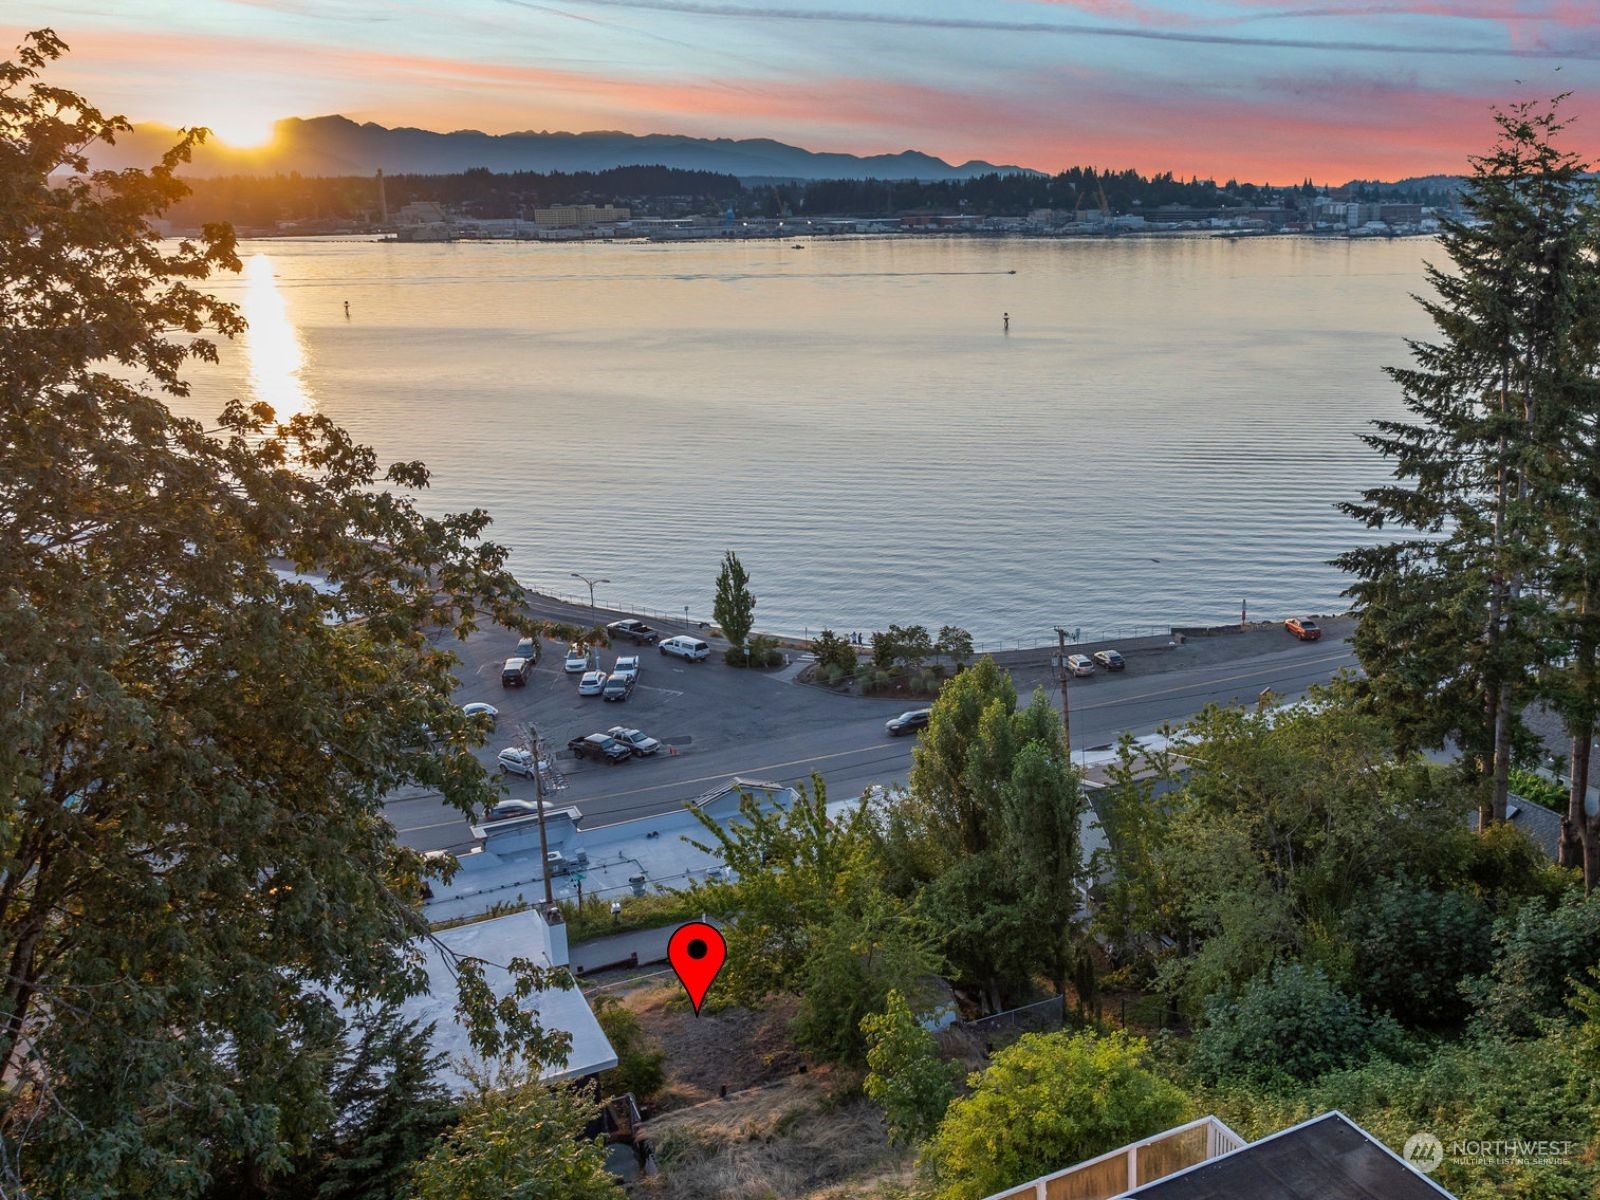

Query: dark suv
[[567, 733, 632, 764], [500, 656, 534, 687], [607, 619, 659, 645]]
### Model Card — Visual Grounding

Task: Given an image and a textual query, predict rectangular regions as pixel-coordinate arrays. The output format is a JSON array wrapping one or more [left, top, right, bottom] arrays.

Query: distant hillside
[[89, 116, 1035, 183]]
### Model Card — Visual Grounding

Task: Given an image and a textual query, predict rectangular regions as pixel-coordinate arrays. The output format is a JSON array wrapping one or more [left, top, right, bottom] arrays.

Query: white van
[[660, 635, 710, 662]]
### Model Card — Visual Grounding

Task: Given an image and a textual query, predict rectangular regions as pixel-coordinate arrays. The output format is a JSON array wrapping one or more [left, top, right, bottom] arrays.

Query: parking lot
[[384, 621, 924, 852], [384, 611, 1361, 854]]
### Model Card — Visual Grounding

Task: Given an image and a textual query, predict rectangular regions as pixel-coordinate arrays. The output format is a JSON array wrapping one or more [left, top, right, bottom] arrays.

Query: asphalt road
[[387, 622, 1359, 854]]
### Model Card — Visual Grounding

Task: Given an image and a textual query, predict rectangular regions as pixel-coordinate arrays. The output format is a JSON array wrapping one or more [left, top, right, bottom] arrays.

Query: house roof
[[1123, 1112, 1455, 1200], [397, 908, 616, 1093]]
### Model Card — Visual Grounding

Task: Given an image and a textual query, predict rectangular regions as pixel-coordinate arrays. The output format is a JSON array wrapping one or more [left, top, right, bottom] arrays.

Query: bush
[[812, 629, 858, 676], [1469, 889, 1600, 1037], [861, 989, 957, 1145], [926, 1031, 1188, 1200], [1508, 767, 1568, 812], [749, 633, 784, 667], [592, 995, 666, 1102], [1193, 962, 1403, 1086], [1343, 879, 1491, 1025]]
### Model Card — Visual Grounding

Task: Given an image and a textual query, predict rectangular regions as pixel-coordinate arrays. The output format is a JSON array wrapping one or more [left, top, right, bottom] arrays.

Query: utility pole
[[1054, 626, 1072, 762], [525, 722, 554, 907]]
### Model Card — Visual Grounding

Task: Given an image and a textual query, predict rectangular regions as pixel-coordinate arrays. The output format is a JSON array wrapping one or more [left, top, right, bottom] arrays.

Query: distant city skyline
[[7, 1, 1598, 181]]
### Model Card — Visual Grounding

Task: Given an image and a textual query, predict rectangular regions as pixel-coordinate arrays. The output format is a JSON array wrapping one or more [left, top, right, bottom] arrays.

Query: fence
[[983, 1116, 1246, 1200], [959, 995, 1067, 1037]]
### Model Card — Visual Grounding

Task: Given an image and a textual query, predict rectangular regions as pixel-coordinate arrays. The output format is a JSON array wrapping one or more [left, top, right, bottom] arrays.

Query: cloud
[[544, 0, 1600, 58]]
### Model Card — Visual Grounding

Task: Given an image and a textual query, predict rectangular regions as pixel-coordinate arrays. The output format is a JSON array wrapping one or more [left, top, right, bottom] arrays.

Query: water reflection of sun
[[242, 254, 314, 423]]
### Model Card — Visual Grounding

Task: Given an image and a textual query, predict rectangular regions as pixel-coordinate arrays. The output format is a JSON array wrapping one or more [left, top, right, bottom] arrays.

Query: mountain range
[[91, 116, 1033, 182]]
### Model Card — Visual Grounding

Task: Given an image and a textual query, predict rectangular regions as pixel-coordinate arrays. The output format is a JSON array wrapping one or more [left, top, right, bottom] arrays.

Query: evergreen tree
[[1337, 97, 1600, 827]]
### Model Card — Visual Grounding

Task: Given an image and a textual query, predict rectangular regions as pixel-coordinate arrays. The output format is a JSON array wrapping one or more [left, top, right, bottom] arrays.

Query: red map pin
[[667, 921, 726, 1016]]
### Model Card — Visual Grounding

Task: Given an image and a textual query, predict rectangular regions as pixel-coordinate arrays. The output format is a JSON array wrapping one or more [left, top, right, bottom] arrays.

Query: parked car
[[607, 726, 661, 756], [461, 702, 500, 727], [514, 636, 540, 664], [1093, 650, 1126, 672], [1286, 617, 1322, 641], [500, 656, 533, 687], [564, 645, 591, 674], [602, 673, 634, 702], [495, 747, 547, 777], [611, 654, 641, 683], [660, 635, 710, 662], [578, 670, 608, 696], [608, 619, 659, 645], [567, 733, 632, 763], [1065, 654, 1095, 676], [886, 708, 932, 736], [486, 798, 543, 821]]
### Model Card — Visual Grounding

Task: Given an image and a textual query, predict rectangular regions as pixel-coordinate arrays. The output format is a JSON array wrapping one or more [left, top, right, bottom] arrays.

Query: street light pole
[[524, 722, 554, 907], [1054, 626, 1072, 764], [570, 571, 609, 609]]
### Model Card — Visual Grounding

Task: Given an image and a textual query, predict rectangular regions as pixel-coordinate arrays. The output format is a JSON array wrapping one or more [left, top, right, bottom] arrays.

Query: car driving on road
[[885, 708, 932, 736], [1065, 654, 1095, 676], [1092, 650, 1126, 672], [567, 733, 632, 763], [606, 726, 661, 756], [1286, 617, 1322, 641], [608, 619, 659, 645]]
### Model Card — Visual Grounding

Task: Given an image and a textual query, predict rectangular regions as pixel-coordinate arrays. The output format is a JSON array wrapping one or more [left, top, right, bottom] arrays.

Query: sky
[[8, 0, 1600, 181]]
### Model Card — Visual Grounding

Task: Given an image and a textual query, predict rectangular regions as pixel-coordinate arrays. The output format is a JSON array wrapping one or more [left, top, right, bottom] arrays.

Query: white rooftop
[[400, 908, 616, 1092], [424, 777, 801, 924]]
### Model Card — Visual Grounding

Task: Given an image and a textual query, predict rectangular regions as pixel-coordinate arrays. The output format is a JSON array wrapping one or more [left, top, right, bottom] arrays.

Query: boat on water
[[791, 243, 804, 249]]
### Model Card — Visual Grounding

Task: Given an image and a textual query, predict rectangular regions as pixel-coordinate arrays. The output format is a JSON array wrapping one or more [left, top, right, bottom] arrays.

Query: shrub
[[927, 1030, 1187, 1200], [591, 995, 666, 1102], [748, 633, 784, 667], [812, 629, 858, 675], [1193, 962, 1403, 1085], [861, 989, 958, 1145], [1469, 888, 1600, 1037], [1508, 767, 1568, 812], [1343, 879, 1491, 1025]]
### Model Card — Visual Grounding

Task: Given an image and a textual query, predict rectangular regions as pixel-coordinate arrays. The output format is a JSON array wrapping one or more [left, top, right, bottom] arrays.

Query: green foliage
[[591, 996, 666, 1102], [406, 1069, 622, 1200], [0, 34, 564, 1197], [712, 550, 756, 647], [872, 624, 934, 671], [1468, 889, 1600, 1038], [935, 626, 973, 664], [1336, 98, 1600, 826], [747, 633, 784, 668], [687, 775, 938, 1061], [1509, 767, 1568, 812], [926, 1031, 1188, 1200], [1202, 1032, 1600, 1200], [1342, 879, 1492, 1025], [811, 629, 858, 676], [556, 889, 702, 943], [282, 1005, 459, 1200], [1193, 963, 1404, 1086], [1119, 694, 1479, 1012], [862, 990, 957, 1146]]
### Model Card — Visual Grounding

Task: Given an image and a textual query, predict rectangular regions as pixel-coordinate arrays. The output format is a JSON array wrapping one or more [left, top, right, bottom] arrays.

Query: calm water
[[170, 235, 1436, 645]]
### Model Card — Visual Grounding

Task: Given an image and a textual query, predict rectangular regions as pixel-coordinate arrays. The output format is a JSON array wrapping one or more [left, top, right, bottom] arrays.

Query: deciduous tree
[[712, 549, 755, 647], [0, 32, 563, 1197]]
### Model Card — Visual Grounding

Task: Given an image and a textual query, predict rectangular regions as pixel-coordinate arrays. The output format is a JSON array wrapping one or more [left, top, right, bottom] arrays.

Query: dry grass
[[641, 1072, 919, 1200]]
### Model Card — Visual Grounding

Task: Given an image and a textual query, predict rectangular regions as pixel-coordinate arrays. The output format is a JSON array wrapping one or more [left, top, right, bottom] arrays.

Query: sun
[[207, 111, 277, 150]]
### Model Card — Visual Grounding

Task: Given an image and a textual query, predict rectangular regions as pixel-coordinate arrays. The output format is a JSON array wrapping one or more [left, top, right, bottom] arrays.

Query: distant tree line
[[163, 161, 1463, 229]]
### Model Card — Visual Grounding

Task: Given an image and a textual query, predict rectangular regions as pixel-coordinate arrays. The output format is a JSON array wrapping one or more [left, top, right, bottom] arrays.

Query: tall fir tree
[[1338, 98, 1600, 829]]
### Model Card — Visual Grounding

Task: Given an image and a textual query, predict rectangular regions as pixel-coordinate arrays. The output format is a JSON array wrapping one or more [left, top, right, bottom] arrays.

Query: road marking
[[1069, 648, 1358, 712]]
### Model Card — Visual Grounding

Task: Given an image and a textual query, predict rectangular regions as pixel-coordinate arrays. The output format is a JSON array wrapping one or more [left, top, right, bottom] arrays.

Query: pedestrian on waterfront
[[343, 300, 350, 318], [1003, 311, 1010, 332]]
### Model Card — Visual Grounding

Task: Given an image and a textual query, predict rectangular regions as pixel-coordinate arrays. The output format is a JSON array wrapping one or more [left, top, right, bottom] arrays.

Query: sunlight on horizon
[[242, 254, 314, 423], [208, 113, 276, 150]]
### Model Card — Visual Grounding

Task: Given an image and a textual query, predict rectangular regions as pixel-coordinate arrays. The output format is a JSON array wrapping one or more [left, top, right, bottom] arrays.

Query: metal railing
[[983, 1116, 1245, 1200]]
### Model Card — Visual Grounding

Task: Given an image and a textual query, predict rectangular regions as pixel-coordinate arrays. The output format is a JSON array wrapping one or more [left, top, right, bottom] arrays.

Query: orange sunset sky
[[8, 0, 1600, 180]]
